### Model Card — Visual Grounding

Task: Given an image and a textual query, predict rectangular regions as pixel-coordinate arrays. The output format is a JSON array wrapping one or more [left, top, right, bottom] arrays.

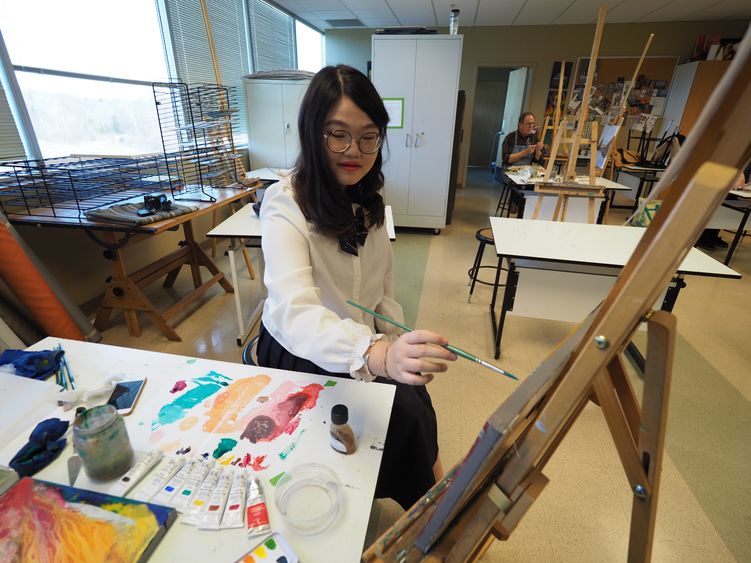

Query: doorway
[[468, 66, 530, 169]]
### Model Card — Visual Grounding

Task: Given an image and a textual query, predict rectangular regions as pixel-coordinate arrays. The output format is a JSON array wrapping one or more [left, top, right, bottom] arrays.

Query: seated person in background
[[257, 65, 456, 511], [502, 112, 545, 167]]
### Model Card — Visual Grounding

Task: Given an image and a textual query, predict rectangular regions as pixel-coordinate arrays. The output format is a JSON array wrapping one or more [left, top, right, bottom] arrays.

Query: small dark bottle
[[330, 404, 357, 455]]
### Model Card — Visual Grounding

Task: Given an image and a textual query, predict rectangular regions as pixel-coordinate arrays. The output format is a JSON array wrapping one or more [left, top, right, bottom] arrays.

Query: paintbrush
[[346, 300, 518, 381]]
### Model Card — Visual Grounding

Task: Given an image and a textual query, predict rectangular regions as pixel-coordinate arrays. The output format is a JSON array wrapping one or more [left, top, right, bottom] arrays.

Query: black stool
[[467, 227, 505, 302], [242, 334, 259, 366]]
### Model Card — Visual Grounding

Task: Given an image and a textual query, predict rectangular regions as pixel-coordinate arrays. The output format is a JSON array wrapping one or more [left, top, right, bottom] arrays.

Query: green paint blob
[[212, 438, 238, 459], [324, 380, 337, 387], [186, 358, 197, 364], [269, 472, 285, 486], [152, 371, 232, 429], [264, 537, 277, 549]]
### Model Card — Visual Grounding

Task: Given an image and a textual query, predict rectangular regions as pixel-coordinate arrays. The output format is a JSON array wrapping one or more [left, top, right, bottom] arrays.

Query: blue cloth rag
[[9, 418, 69, 478], [0, 349, 64, 380]]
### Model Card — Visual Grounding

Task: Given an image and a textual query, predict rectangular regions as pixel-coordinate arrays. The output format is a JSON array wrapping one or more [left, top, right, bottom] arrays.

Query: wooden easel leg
[[628, 311, 676, 563], [532, 193, 545, 220], [588, 196, 595, 224], [183, 222, 204, 289], [241, 245, 256, 280], [552, 195, 563, 221]]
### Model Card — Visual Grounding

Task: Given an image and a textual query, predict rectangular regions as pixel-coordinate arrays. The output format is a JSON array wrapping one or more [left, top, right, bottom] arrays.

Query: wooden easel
[[200, 0, 257, 280], [531, 180, 606, 223], [534, 8, 606, 219], [363, 14, 751, 563]]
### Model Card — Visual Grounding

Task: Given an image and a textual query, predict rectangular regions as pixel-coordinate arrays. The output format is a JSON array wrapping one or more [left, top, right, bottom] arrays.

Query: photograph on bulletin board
[[570, 56, 678, 120]]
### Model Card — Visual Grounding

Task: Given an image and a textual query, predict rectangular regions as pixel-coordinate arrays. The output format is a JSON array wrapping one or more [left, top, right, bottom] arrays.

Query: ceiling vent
[[326, 18, 365, 27]]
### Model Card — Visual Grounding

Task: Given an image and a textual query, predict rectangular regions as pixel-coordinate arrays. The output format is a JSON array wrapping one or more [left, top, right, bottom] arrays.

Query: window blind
[[159, 0, 251, 139], [0, 84, 25, 160], [247, 0, 297, 72]]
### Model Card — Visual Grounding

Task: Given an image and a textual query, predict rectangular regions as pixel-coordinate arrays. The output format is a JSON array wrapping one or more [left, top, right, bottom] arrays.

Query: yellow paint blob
[[202, 375, 271, 433], [179, 416, 199, 431]]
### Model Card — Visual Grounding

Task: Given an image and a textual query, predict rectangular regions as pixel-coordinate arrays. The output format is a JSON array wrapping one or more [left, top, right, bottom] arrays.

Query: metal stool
[[241, 334, 259, 366], [467, 227, 505, 302]]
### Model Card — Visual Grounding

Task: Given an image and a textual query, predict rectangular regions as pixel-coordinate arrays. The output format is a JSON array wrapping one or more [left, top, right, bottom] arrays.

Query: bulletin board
[[569, 56, 678, 118]]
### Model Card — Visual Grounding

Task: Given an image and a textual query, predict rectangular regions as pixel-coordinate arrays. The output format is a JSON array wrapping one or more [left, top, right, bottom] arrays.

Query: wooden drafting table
[[710, 190, 751, 266], [5, 187, 255, 341], [0, 337, 395, 563], [501, 167, 631, 223], [208, 186, 396, 346], [488, 217, 740, 360]]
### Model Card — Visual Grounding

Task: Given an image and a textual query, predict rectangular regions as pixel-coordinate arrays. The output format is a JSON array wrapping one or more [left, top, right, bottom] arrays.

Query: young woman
[[257, 65, 456, 510]]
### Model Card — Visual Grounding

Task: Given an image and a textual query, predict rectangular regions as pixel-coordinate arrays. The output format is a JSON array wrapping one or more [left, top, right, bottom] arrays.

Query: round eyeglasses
[[323, 130, 382, 154]]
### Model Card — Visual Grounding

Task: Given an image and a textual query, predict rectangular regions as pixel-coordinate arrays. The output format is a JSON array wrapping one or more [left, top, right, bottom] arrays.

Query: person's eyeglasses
[[323, 130, 382, 154], [522, 122, 536, 127]]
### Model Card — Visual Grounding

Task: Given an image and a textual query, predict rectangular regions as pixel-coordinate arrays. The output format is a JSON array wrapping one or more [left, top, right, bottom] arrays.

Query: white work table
[[487, 217, 740, 359], [0, 338, 395, 563]]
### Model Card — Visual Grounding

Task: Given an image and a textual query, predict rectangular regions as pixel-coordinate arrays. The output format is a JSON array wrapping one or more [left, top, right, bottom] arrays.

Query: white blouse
[[259, 175, 404, 381]]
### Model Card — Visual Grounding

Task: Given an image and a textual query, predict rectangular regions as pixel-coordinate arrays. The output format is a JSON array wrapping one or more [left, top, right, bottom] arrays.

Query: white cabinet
[[372, 35, 463, 229], [244, 78, 310, 169]]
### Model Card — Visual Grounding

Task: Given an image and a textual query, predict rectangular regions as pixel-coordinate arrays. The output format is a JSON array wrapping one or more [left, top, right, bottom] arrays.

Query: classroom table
[[5, 186, 256, 342], [500, 166, 632, 223], [0, 337, 395, 562], [208, 170, 396, 346], [487, 217, 741, 360]]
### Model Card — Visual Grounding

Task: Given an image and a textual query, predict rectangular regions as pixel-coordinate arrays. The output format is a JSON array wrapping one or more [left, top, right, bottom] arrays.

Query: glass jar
[[73, 404, 134, 481]]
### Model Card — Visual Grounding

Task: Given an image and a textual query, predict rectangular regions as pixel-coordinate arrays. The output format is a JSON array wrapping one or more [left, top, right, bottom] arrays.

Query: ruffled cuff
[[351, 333, 385, 382]]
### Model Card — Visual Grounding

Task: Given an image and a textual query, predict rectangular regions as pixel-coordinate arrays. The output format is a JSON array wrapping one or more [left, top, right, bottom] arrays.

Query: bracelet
[[382, 343, 391, 379]]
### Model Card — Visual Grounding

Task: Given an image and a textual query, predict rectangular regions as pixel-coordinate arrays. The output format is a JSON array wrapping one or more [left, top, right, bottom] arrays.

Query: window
[[247, 0, 297, 72], [0, 0, 168, 157], [296, 21, 324, 73], [158, 0, 251, 144]]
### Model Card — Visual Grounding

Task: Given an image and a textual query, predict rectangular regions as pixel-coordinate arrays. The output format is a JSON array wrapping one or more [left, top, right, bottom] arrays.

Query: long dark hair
[[293, 65, 388, 238]]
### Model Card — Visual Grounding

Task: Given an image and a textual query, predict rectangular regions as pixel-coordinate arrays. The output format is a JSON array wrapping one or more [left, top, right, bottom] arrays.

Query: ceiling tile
[[315, 9, 357, 20], [295, 0, 347, 10], [358, 15, 400, 27], [512, 0, 571, 25], [430, 0, 478, 27], [389, 0, 436, 27], [606, 0, 674, 23], [689, 0, 751, 20], [552, 0, 623, 25], [341, 0, 390, 9]]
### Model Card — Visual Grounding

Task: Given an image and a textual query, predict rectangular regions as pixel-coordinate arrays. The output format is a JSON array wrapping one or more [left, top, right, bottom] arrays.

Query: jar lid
[[274, 463, 341, 535], [331, 404, 348, 425]]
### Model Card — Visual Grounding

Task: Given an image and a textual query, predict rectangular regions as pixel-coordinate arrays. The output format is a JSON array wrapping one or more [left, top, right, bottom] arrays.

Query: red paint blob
[[170, 380, 187, 393], [240, 384, 323, 444]]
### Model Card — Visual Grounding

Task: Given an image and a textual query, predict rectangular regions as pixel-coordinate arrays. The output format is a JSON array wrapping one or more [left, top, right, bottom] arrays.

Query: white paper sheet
[[0, 372, 60, 446]]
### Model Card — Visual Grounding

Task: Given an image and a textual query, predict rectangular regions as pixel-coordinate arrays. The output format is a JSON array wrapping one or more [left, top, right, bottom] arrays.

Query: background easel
[[533, 7, 606, 220]]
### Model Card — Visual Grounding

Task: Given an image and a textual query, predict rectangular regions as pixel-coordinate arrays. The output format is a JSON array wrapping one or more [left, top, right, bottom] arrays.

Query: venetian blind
[[247, 0, 297, 72], [159, 0, 251, 139], [0, 84, 25, 160]]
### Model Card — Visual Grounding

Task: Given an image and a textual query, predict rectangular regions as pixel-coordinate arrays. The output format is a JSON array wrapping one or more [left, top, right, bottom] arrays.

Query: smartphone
[[106, 379, 146, 415]]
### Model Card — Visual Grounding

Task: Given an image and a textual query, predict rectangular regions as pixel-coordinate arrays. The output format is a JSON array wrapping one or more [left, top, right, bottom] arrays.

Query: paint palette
[[235, 532, 298, 563]]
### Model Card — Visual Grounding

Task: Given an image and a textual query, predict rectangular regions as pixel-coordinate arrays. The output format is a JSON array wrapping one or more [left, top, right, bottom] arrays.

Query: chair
[[241, 334, 259, 366], [467, 227, 505, 303]]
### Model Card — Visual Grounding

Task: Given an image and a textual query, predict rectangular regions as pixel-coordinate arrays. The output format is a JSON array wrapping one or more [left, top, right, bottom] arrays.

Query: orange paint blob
[[179, 416, 198, 431], [202, 375, 271, 433]]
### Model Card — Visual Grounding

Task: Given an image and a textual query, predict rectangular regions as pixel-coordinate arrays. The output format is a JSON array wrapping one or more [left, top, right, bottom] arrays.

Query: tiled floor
[[98, 167, 750, 561]]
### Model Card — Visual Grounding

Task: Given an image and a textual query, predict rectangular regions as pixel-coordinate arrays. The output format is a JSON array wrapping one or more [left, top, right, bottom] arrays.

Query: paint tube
[[198, 467, 234, 530], [153, 458, 199, 506], [111, 450, 163, 497], [245, 477, 270, 537], [181, 465, 223, 526], [132, 456, 185, 502], [220, 469, 248, 529], [171, 458, 213, 511]]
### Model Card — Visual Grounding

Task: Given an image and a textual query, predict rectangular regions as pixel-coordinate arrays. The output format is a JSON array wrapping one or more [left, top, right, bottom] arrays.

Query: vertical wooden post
[[565, 5, 607, 180]]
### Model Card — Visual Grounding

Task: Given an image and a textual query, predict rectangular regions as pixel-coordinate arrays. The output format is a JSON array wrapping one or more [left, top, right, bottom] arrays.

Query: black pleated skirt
[[257, 322, 438, 510]]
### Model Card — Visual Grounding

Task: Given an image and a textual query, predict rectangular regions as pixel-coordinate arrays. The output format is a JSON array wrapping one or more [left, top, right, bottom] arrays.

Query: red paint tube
[[245, 477, 270, 537]]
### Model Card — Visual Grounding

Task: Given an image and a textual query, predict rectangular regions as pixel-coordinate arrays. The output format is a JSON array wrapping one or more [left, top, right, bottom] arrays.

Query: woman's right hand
[[383, 330, 457, 385]]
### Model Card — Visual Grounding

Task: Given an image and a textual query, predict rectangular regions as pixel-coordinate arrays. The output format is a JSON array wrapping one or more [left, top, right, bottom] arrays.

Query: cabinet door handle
[[285, 122, 290, 135], [405, 133, 411, 147], [414, 132, 423, 147]]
